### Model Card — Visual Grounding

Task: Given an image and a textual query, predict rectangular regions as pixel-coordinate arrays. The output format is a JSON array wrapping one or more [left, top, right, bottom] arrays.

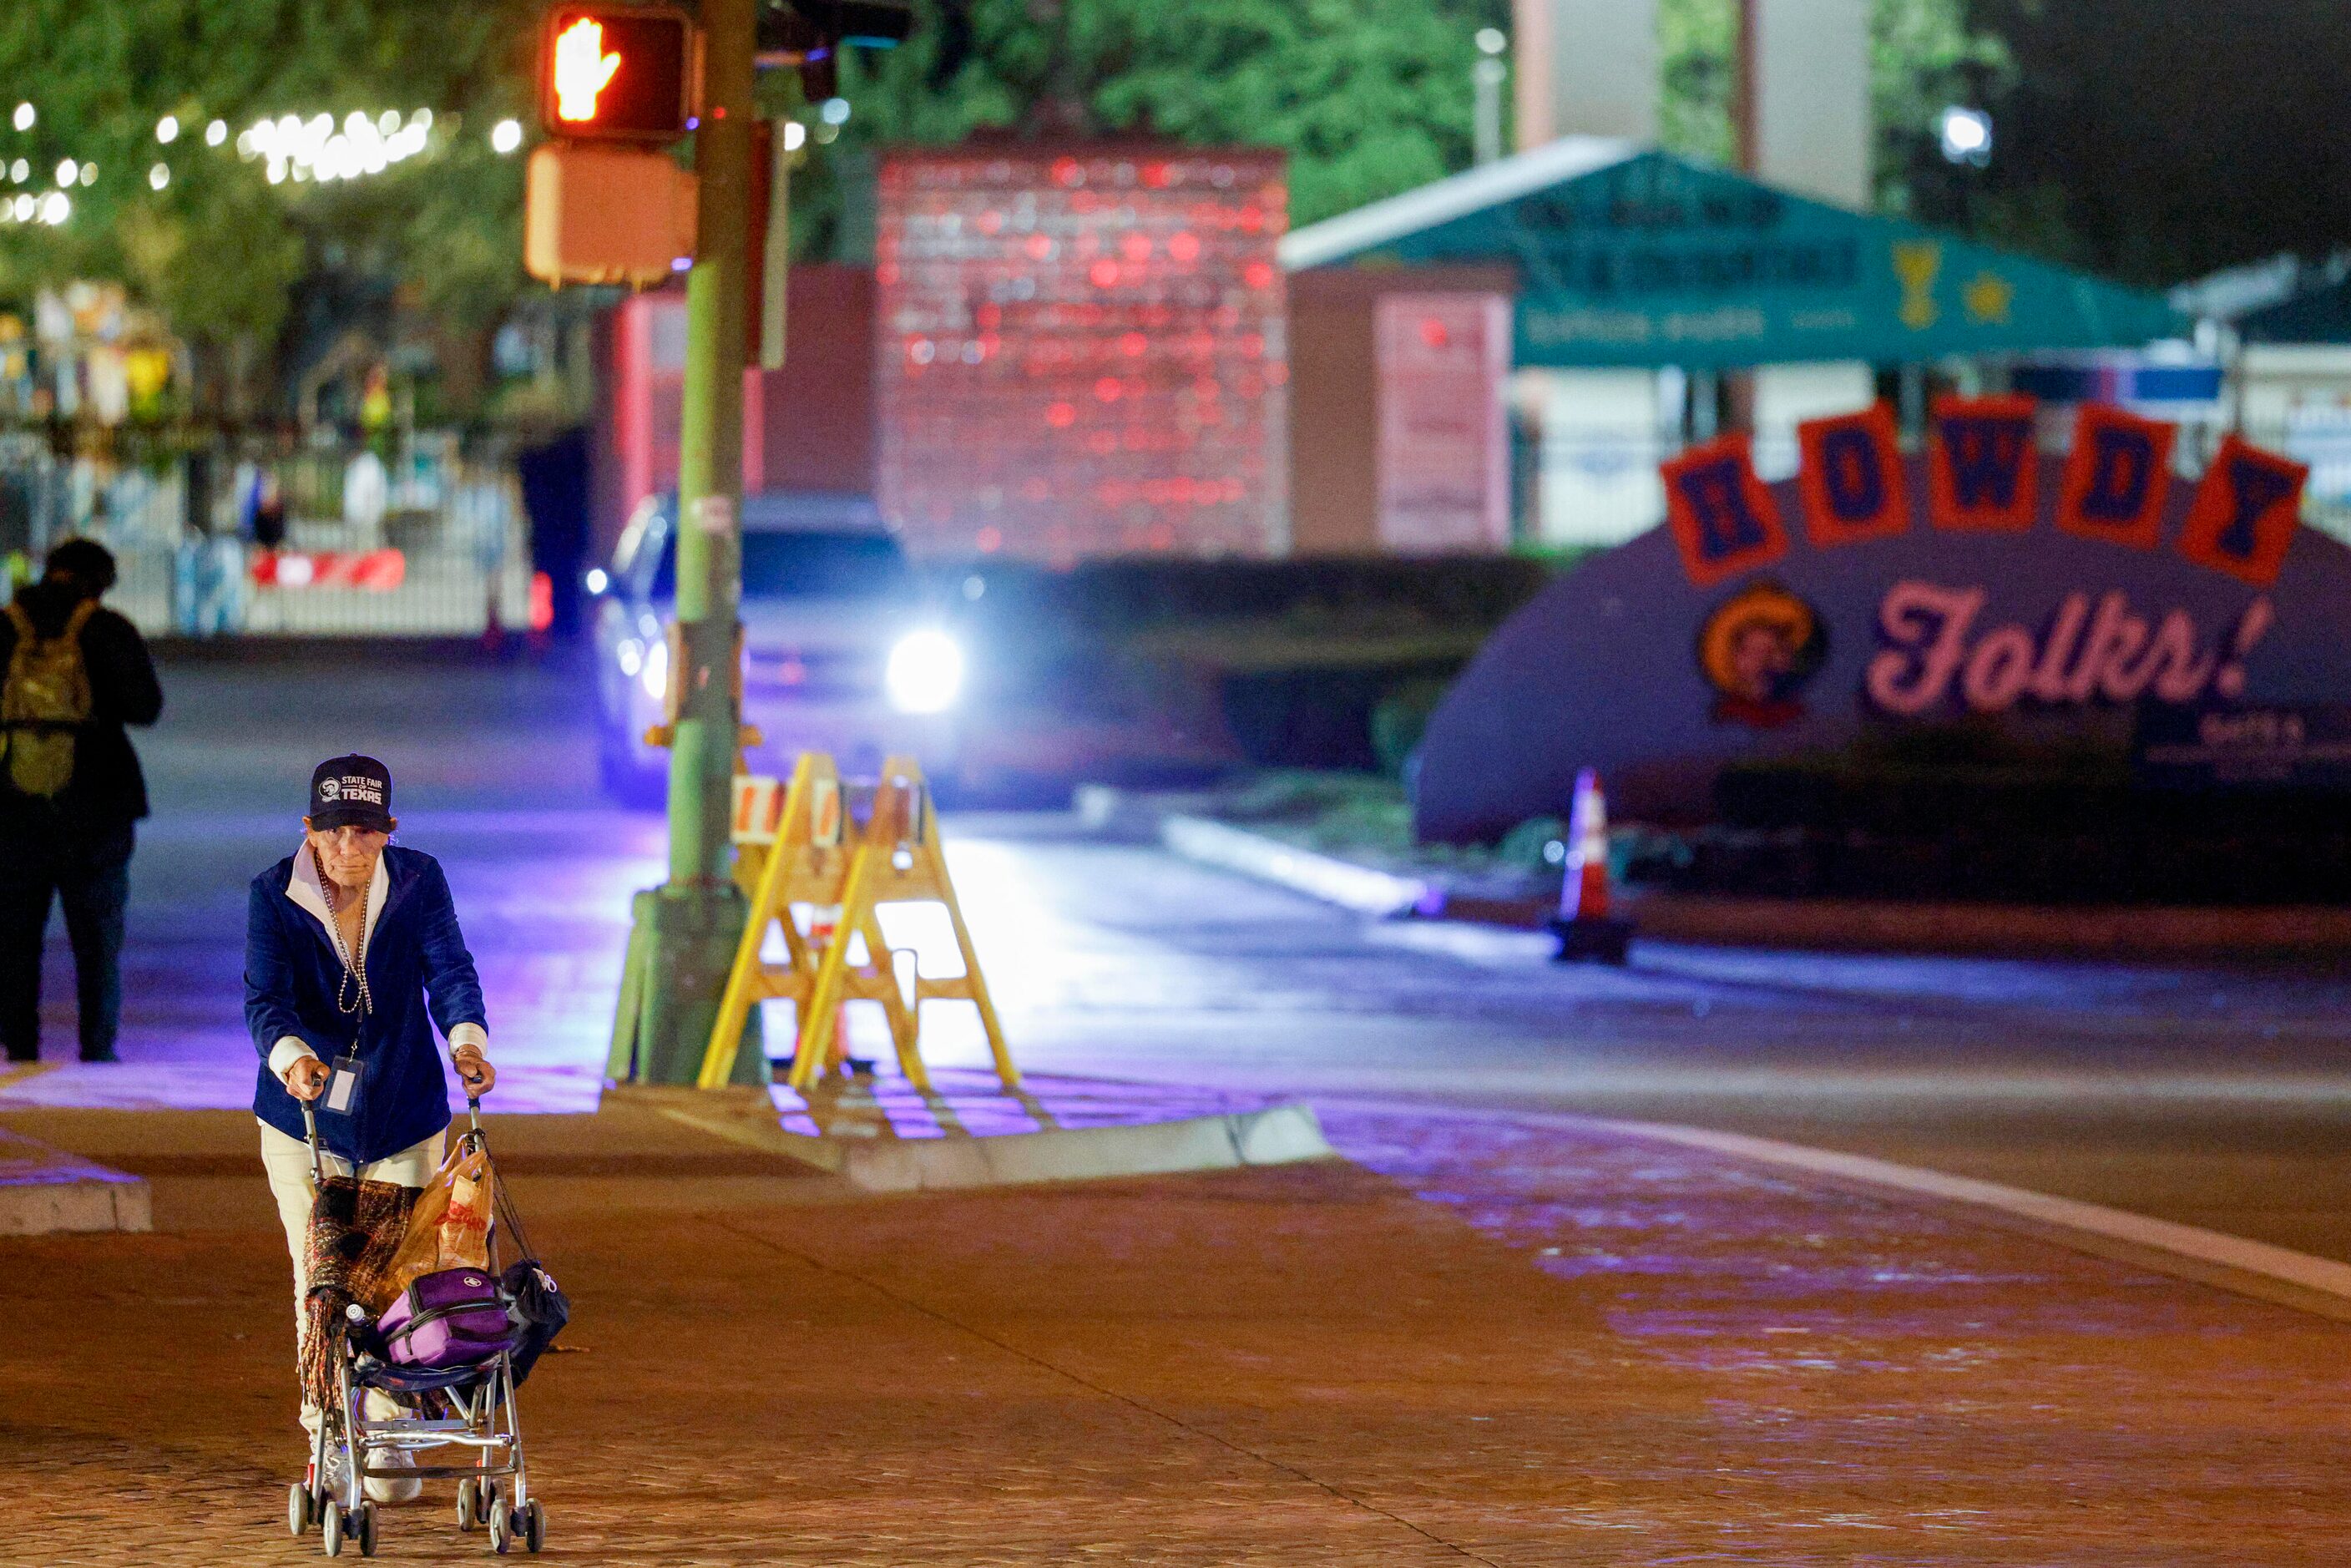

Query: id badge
[[322, 1051, 364, 1116]]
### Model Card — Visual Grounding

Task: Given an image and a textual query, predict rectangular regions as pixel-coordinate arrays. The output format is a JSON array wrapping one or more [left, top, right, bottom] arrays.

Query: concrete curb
[[1617, 890, 2351, 960], [1159, 814, 1428, 917], [1147, 806, 2351, 959], [0, 1128, 152, 1236], [610, 1083, 1337, 1195], [832, 1102, 1333, 1194]]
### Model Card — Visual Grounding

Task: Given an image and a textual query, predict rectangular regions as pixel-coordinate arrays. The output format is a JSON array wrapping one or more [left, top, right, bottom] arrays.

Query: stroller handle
[[300, 1100, 326, 1185], [301, 1095, 488, 1185]]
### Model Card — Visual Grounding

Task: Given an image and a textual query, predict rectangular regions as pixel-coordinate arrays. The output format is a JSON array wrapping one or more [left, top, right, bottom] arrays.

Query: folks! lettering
[[1866, 579, 2275, 716]]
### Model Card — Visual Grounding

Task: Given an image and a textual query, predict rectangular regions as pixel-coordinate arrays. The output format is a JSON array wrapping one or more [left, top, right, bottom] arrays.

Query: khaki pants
[[259, 1120, 444, 1437]]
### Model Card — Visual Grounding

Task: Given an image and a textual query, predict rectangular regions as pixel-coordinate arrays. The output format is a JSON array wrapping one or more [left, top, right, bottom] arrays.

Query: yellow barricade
[[699, 752, 916, 1090], [700, 754, 1016, 1093]]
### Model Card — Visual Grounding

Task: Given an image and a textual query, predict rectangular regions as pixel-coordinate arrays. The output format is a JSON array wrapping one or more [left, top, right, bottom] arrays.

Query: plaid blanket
[[299, 1175, 419, 1413]]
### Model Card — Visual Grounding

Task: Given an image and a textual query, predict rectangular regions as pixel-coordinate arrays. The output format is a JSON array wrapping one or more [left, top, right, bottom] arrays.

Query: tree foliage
[[0, 0, 2205, 412], [817, 0, 1488, 244], [1656, 0, 2013, 216], [817, 0, 2020, 260], [0, 0, 536, 406]]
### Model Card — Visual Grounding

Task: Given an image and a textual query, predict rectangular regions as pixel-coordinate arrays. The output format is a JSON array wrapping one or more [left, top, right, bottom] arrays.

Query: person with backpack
[[0, 537, 164, 1064]]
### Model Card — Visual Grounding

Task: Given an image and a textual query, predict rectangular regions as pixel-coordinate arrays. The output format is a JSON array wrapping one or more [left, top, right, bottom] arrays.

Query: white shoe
[[356, 1392, 425, 1504], [364, 1444, 424, 1505], [317, 1447, 354, 1506]]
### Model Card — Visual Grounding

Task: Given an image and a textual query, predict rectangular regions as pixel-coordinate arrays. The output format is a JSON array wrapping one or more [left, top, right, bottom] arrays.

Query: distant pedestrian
[[0, 537, 164, 1064], [245, 754, 498, 1496]]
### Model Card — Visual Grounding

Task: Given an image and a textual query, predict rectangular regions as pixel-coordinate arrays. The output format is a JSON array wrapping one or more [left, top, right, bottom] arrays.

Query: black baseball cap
[[308, 755, 395, 832]]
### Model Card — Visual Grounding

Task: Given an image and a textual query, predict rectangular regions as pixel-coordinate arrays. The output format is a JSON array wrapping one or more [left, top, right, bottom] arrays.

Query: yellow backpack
[[1, 598, 97, 798]]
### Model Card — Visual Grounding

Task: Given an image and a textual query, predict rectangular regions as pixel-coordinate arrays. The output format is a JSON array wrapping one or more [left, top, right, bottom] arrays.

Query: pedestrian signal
[[537, 3, 695, 142]]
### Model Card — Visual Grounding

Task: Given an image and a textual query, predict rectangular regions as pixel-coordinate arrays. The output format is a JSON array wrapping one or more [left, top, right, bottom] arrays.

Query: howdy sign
[[1665, 398, 2303, 590], [1661, 398, 2300, 726], [1416, 399, 2351, 837]]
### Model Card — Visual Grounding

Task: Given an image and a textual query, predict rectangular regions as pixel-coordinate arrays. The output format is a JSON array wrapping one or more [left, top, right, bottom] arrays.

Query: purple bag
[[378, 1267, 514, 1368]]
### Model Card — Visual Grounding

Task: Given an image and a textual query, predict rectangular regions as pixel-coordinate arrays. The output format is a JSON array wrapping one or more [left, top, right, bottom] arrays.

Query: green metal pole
[[670, 0, 752, 879], [612, 0, 767, 1087]]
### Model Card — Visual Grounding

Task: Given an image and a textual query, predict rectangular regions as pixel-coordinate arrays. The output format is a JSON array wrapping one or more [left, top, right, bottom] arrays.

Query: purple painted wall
[[1415, 454, 2351, 839]]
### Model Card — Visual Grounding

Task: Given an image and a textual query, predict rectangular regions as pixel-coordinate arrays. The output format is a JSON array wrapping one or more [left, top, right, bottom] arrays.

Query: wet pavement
[[13, 648, 2351, 1256], [9, 649, 2351, 1562], [6, 1102, 2350, 1565]]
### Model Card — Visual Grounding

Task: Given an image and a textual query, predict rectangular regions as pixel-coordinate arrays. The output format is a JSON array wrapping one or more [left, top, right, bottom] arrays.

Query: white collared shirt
[[265, 842, 488, 1079]]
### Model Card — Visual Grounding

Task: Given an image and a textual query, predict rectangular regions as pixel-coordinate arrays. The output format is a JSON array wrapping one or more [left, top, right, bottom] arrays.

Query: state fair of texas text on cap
[[308, 754, 394, 832]]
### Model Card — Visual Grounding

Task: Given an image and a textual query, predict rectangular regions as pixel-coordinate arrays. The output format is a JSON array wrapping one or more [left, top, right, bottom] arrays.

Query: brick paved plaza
[[4, 1100, 2348, 1565]]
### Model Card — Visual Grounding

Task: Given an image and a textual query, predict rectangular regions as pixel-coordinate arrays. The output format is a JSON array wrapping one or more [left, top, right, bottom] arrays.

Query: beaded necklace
[[314, 846, 374, 1019]]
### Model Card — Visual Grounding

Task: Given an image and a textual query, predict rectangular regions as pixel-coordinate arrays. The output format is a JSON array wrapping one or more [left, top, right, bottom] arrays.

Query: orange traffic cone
[[1549, 768, 1632, 964]]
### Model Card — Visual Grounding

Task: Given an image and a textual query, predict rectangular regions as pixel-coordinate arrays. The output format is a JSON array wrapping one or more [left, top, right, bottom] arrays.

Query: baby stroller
[[286, 1098, 563, 1557]]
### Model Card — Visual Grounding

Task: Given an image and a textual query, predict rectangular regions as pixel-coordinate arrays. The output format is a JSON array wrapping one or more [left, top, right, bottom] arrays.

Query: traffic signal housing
[[538, 3, 696, 142], [757, 0, 914, 104], [525, 144, 699, 286]]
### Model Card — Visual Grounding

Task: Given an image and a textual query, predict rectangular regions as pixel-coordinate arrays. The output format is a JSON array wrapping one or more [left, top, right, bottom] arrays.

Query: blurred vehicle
[[589, 493, 968, 802]]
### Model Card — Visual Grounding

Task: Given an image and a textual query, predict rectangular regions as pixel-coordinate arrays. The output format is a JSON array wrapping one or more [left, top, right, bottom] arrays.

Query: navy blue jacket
[[245, 847, 487, 1164]]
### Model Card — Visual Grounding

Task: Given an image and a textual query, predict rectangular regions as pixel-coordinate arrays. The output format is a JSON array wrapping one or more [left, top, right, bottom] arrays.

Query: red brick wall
[[874, 144, 1289, 563]]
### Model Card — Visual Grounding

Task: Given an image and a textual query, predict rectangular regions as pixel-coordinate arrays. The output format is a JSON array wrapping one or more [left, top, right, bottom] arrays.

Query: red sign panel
[[875, 146, 1288, 560], [2177, 435, 2307, 587], [1661, 434, 1787, 588], [1928, 394, 2040, 531], [2055, 402, 2175, 550], [1795, 402, 1908, 549]]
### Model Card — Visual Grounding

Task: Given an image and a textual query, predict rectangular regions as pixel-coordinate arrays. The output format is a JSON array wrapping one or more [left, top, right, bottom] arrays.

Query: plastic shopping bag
[[376, 1137, 493, 1307]]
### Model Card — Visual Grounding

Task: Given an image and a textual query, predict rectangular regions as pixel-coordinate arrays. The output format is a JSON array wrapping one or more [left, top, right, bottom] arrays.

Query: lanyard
[[313, 846, 374, 1022]]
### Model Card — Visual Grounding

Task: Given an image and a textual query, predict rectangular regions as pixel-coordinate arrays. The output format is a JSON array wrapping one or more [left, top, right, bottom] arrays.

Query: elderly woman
[[245, 754, 497, 1499]]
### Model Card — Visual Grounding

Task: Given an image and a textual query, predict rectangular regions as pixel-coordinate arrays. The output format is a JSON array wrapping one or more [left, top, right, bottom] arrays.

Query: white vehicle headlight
[[885, 630, 963, 714], [640, 637, 668, 703]]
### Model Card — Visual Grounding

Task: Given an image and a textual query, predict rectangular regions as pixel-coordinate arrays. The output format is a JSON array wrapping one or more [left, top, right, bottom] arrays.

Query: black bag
[[499, 1259, 570, 1386], [490, 1164, 569, 1387]]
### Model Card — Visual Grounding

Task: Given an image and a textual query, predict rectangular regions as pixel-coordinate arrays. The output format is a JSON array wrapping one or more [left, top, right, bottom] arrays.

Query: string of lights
[[0, 100, 535, 227]]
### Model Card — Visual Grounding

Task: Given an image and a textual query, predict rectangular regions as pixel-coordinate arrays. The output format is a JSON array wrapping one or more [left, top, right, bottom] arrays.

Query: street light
[[1938, 105, 1992, 167], [12, 104, 33, 132], [1473, 28, 1508, 167], [156, 114, 179, 144], [491, 119, 524, 154]]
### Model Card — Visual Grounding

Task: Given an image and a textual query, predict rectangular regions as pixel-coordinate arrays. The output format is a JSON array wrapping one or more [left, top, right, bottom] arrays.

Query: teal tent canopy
[[1280, 139, 2184, 370]]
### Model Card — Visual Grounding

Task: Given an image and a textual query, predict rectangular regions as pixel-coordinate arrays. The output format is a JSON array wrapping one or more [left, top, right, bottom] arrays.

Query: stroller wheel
[[355, 1501, 378, 1558], [321, 1500, 345, 1558], [456, 1478, 478, 1532], [488, 1498, 513, 1555], [522, 1499, 546, 1553], [288, 1480, 315, 1537]]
